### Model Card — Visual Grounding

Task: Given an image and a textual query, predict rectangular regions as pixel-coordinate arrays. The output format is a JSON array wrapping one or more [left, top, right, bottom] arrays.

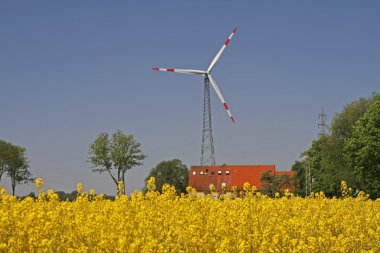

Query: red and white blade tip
[[223, 102, 235, 124], [152, 67, 175, 72], [224, 28, 238, 46], [207, 27, 238, 73]]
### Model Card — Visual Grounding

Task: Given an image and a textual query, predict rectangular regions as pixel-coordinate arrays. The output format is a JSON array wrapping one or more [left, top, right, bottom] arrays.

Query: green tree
[[144, 159, 189, 195], [301, 137, 326, 194], [318, 94, 380, 194], [55, 191, 68, 201], [67, 190, 79, 201], [260, 170, 293, 197], [344, 100, 380, 198], [0, 139, 10, 182], [88, 130, 146, 194], [2, 142, 33, 196], [292, 93, 379, 196], [291, 160, 305, 196], [303, 136, 349, 196]]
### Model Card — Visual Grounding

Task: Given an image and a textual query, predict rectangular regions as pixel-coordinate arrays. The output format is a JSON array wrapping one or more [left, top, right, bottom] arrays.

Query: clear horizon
[[1, 1, 379, 196]]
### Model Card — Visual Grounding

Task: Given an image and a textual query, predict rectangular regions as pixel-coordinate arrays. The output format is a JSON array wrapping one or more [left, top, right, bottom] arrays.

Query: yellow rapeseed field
[[0, 178, 379, 253]]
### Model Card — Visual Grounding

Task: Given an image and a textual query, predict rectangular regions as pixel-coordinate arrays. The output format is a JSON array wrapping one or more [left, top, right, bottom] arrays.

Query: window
[[211, 171, 214, 175], [218, 171, 222, 175], [200, 171, 204, 175], [221, 182, 226, 188], [226, 170, 230, 175], [192, 171, 196, 176]]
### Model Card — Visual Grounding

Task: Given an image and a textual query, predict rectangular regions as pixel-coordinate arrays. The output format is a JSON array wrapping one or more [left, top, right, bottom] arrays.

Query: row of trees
[[1, 130, 188, 197], [292, 93, 380, 198], [0, 140, 33, 195], [3, 91, 378, 198], [87, 130, 293, 196], [0, 129, 291, 197]]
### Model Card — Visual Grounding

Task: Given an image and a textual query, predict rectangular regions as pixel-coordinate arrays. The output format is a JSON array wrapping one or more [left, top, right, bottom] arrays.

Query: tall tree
[[2, 142, 33, 195], [292, 93, 379, 196], [344, 100, 380, 198], [88, 130, 146, 194], [144, 159, 189, 195]]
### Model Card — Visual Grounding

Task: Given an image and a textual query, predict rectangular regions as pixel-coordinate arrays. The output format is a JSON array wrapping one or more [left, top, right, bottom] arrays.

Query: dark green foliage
[[20, 190, 116, 201], [260, 170, 293, 197], [293, 93, 379, 197], [144, 159, 189, 195], [291, 161, 305, 196], [344, 100, 380, 198], [55, 191, 68, 201]]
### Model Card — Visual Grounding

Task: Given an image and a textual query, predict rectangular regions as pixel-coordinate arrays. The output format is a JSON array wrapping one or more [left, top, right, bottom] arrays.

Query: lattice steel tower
[[305, 157, 312, 196], [152, 28, 238, 166], [318, 107, 328, 137], [201, 77, 216, 165]]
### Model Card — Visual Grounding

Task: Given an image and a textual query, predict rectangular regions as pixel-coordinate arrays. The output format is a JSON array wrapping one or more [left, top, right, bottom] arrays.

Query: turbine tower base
[[201, 76, 216, 166]]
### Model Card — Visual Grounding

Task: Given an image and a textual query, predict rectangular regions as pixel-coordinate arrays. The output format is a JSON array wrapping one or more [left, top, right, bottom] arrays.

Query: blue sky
[[1, 1, 379, 195]]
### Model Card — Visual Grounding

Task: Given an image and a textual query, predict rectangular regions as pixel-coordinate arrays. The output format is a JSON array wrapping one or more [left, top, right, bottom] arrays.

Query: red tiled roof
[[189, 165, 279, 191]]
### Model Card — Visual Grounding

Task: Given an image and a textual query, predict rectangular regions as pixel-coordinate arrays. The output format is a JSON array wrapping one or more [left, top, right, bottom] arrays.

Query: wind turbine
[[152, 27, 237, 166]]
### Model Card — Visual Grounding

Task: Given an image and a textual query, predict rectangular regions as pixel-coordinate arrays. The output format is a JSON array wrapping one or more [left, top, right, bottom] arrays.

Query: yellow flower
[[0, 179, 378, 252], [243, 182, 251, 192], [0, 187, 7, 196], [186, 186, 196, 194], [341, 180, 349, 198], [35, 178, 44, 192], [76, 182, 83, 193], [47, 189, 59, 201], [117, 181, 125, 195], [146, 176, 156, 191]]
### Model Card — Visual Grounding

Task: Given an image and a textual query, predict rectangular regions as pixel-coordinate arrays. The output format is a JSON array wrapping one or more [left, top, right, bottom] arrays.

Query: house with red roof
[[188, 164, 295, 191]]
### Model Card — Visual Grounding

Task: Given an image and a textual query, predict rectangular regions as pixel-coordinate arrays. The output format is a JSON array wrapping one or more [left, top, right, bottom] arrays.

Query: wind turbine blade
[[207, 27, 237, 73], [208, 74, 235, 124], [152, 68, 206, 75]]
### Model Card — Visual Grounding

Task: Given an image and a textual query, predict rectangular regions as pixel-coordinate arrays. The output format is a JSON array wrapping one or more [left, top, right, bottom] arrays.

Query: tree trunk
[[105, 167, 118, 184], [104, 168, 119, 195], [116, 168, 123, 195], [11, 179, 16, 196], [122, 172, 126, 195], [0, 164, 4, 181]]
